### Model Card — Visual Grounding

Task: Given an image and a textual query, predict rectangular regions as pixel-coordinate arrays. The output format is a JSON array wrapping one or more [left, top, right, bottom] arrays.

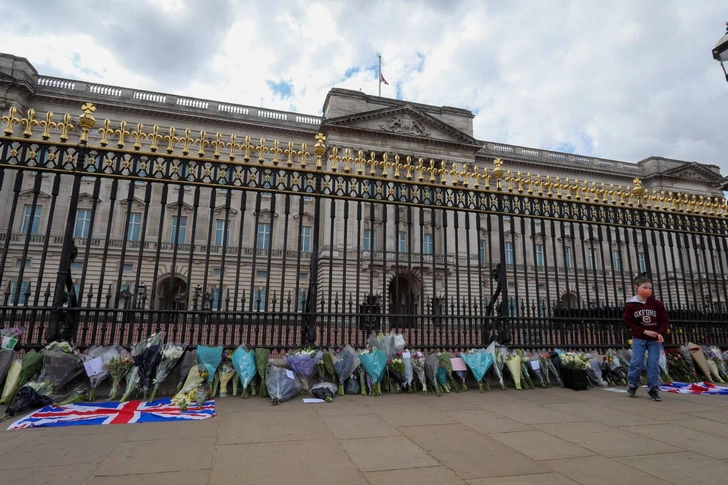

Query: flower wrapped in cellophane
[[84, 345, 122, 401], [559, 351, 590, 370], [450, 355, 469, 391], [254, 348, 270, 397], [424, 352, 443, 396], [367, 333, 395, 360], [149, 342, 186, 401], [311, 382, 337, 402], [402, 351, 414, 391], [602, 349, 627, 386], [438, 352, 464, 391], [121, 332, 164, 402], [232, 346, 257, 398], [523, 351, 546, 388], [284, 348, 322, 391], [359, 348, 387, 396], [333, 345, 359, 396], [584, 352, 608, 387], [665, 348, 699, 382], [411, 351, 428, 395], [196, 345, 223, 388], [1, 350, 44, 405], [387, 355, 407, 393], [517, 350, 534, 389], [705, 346, 727, 382], [217, 349, 236, 397], [43, 348, 85, 391], [460, 349, 494, 392], [504, 350, 523, 390], [106, 350, 134, 400], [266, 364, 301, 405], [485, 342, 507, 390]]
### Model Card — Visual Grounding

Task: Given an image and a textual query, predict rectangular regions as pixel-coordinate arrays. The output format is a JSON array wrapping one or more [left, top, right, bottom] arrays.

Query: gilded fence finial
[[21, 108, 38, 139], [242, 136, 254, 161], [270, 139, 283, 165], [2, 107, 20, 136], [256, 138, 268, 163], [98, 119, 113, 147], [164, 127, 179, 154], [299, 143, 310, 169], [195, 130, 210, 157], [417, 158, 425, 182], [314, 133, 326, 170], [148, 125, 162, 152], [40, 112, 56, 140], [131, 123, 147, 151], [77, 103, 96, 145], [227, 134, 240, 161], [211, 132, 224, 160], [284, 141, 295, 167], [58, 113, 74, 142], [180, 129, 194, 156], [492, 158, 504, 189], [329, 146, 340, 172]]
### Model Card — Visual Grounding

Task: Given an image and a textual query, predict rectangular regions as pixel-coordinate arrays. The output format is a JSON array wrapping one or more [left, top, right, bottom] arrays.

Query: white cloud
[[1, 0, 727, 176]]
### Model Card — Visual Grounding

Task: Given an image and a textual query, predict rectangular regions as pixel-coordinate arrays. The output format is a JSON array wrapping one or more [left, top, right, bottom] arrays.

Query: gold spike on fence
[[1, 103, 727, 218]]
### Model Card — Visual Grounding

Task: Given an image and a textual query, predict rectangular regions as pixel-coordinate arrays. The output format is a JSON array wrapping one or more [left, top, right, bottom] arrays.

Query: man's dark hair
[[634, 275, 652, 287]]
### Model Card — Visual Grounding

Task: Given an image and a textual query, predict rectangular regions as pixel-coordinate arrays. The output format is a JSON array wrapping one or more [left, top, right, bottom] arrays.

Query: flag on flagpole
[[379, 73, 389, 85]]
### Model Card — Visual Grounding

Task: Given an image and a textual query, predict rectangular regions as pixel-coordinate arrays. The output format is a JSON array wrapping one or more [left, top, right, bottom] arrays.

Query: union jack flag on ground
[[7, 398, 215, 430]]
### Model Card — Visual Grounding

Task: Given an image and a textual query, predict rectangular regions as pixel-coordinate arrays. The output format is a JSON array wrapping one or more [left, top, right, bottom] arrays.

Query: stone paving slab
[[3, 386, 728, 484]]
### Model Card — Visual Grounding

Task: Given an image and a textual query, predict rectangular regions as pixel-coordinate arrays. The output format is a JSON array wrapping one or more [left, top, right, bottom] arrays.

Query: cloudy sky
[[2, 0, 727, 174]]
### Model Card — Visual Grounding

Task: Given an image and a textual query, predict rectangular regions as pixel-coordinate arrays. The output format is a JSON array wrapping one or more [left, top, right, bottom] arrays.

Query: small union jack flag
[[7, 398, 215, 430]]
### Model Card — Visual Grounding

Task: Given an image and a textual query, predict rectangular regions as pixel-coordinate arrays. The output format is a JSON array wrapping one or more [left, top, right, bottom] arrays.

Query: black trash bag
[[345, 377, 360, 394], [5, 385, 52, 417], [311, 382, 336, 403]]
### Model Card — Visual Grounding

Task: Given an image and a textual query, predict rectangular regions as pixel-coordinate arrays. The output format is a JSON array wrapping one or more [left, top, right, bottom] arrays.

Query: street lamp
[[712, 22, 728, 82]]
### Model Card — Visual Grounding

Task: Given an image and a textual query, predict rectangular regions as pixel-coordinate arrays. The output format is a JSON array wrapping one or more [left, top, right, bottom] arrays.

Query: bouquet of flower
[[517, 350, 534, 389], [121, 332, 164, 402], [196, 345, 224, 387], [412, 351, 428, 395], [485, 341, 507, 390], [705, 346, 728, 382], [665, 348, 699, 382], [388, 356, 407, 393], [679, 345, 698, 374], [504, 351, 523, 390], [687, 342, 712, 381], [321, 351, 336, 383], [44, 341, 73, 353], [232, 346, 257, 398], [172, 391, 192, 411], [43, 349, 84, 390], [657, 347, 674, 383], [559, 351, 590, 370], [0, 348, 17, 392], [540, 351, 561, 387], [175, 350, 197, 393], [218, 349, 237, 397], [149, 342, 186, 401], [584, 352, 608, 387], [284, 348, 323, 391], [106, 350, 134, 400], [0, 326, 23, 350], [1, 382, 52, 420], [402, 351, 414, 391], [333, 345, 359, 395], [359, 348, 387, 396], [0, 350, 43, 404], [254, 348, 270, 397], [437, 352, 463, 391], [176, 363, 205, 396], [424, 352, 443, 396], [266, 365, 302, 405], [524, 351, 546, 388], [311, 382, 337, 402], [367, 333, 395, 360], [450, 356, 468, 391], [460, 349, 494, 392], [83, 345, 121, 401], [603, 349, 627, 386]]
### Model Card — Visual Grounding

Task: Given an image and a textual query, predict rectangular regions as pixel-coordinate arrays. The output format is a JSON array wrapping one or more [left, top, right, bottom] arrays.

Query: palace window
[[257, 223, 271, 250], [424, 234, 434, 255], [299, 226, 312, 253], [170, 216, 187, 243], [126, 212, 141, 241], [21, 205, 41, 235], [74, 209, 92, 238], [215, 219, 230, 246]]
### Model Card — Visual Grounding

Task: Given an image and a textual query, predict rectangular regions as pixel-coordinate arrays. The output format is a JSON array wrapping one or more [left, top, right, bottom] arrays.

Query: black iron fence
[[1, 104, 728, 351]]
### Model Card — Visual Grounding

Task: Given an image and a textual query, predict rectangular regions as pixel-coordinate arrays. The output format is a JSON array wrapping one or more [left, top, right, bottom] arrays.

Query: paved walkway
[[1, 387, 728, 484]]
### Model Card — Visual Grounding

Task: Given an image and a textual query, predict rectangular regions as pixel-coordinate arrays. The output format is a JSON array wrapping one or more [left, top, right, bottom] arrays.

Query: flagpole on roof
[[378, 55, 382, 97]]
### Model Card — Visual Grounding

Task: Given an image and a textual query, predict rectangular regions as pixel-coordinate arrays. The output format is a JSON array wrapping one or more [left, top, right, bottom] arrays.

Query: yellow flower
[[627, 339, 633, 346]]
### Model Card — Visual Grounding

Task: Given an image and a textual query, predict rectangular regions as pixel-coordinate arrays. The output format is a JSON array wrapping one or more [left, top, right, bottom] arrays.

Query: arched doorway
[[156, 277, 188, 321], [561, 293, 578, 309], [388, 273, 418, 329]]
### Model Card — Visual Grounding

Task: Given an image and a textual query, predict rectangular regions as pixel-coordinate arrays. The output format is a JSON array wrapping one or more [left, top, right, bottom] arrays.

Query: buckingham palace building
[[1, 52, 727, 351]]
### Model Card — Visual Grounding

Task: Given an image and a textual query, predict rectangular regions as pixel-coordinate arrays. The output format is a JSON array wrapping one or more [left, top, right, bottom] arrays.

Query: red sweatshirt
[[623, 296, 669, 340]]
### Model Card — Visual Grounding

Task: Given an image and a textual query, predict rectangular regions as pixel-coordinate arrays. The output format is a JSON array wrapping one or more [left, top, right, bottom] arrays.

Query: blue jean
[[628, 338, 661, 390]]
